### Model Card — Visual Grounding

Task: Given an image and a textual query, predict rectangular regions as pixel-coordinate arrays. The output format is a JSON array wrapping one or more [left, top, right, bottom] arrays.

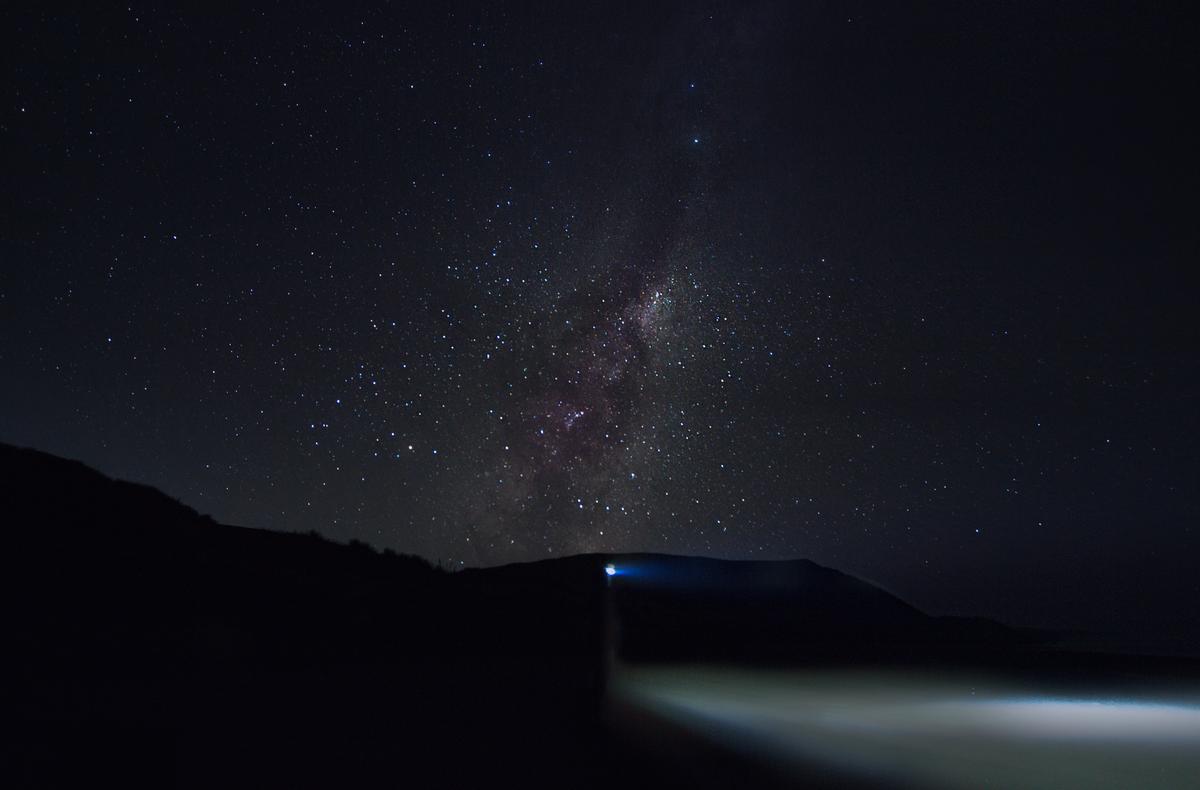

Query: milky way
[[3, 3, 1196, 639], [463, 268, 683, 563]]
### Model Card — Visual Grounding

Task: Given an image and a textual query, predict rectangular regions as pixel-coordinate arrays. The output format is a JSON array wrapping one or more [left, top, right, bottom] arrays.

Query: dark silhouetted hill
[[602, 553, 1021, 662], [2, 442, 1026, 788], [2, 444, 608, 788]]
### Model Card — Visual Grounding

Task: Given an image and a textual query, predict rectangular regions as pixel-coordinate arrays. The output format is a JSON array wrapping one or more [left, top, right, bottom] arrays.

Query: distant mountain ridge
[[1, 441, 1039, 787], [2, 441, 1020, 665]]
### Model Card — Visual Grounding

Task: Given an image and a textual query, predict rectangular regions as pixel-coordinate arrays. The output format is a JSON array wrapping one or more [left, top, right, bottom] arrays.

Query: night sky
[[2, 3, 1196, 639]]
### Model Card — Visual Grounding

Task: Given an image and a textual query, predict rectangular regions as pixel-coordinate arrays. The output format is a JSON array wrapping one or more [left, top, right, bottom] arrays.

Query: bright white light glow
[[615, 667, 1200, 790], [605, 564, 616, 576], [927, 698, 1200, 741]]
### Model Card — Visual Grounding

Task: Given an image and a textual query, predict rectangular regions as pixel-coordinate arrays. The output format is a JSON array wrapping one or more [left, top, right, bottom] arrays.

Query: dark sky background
[[2, 2, 1196, 642]]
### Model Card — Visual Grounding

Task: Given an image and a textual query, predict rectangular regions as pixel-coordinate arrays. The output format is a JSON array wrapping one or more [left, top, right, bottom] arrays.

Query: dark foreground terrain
[[4, 443, 1198, 788]]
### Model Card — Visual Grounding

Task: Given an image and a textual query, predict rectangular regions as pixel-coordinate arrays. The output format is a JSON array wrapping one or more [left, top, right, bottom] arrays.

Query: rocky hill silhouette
[[3, 442, 1019, 788]]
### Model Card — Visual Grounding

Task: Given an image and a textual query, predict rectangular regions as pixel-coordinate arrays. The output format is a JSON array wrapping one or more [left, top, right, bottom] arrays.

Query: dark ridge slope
[[2, 442, 1020, 788]]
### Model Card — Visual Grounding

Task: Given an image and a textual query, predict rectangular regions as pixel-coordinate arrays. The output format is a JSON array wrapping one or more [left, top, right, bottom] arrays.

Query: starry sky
[[2, 3, 1197, 639]]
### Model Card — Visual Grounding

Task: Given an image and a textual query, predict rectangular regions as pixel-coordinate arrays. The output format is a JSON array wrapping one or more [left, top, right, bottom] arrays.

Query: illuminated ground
[[614, 666, 1200, 789]]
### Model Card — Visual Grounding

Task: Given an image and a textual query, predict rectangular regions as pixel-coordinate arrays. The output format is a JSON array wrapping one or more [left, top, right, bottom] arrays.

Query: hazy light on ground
[[926, 698, 1200, 741], [615, 667, 1200, 790]]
